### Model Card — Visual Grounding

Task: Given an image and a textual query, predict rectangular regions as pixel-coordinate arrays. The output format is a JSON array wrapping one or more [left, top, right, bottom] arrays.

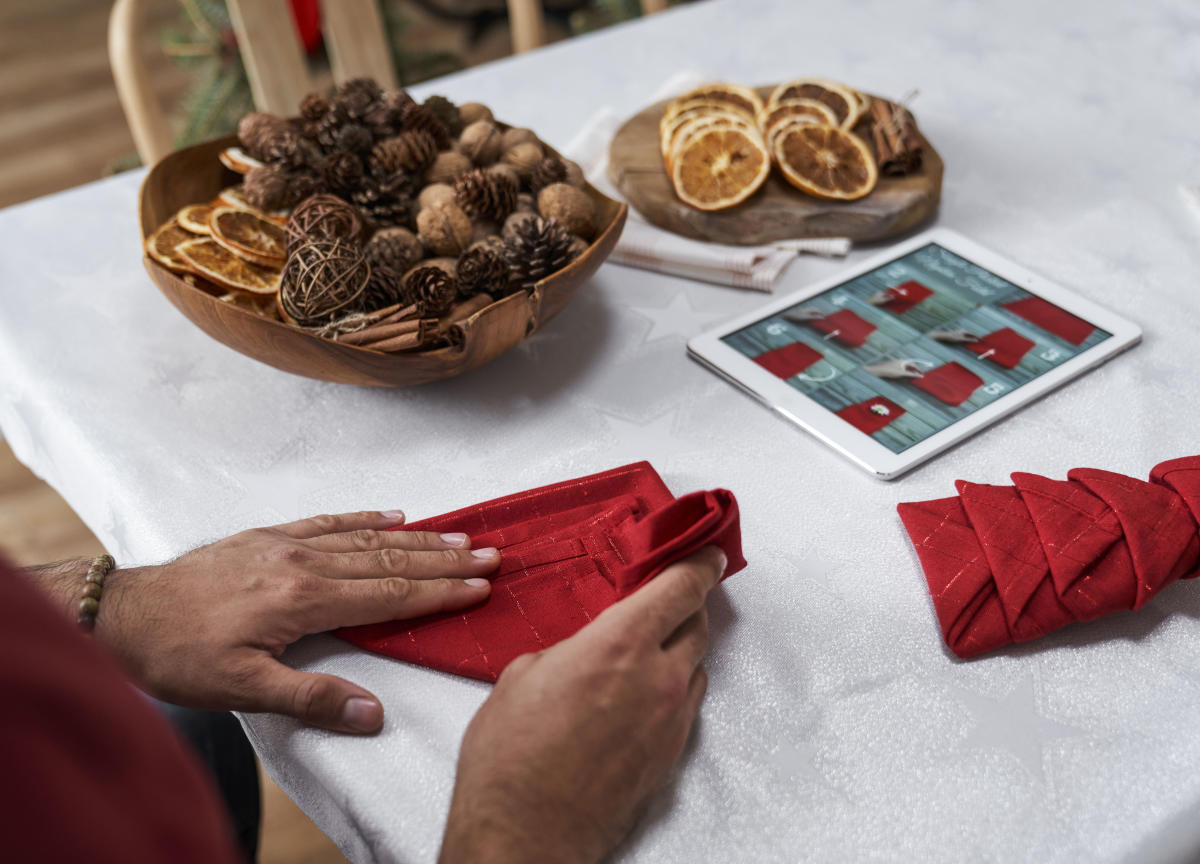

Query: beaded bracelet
[[77, 554, 115, 633]]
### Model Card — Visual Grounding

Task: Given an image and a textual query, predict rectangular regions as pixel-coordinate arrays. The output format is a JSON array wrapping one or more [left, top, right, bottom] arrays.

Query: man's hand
[[439, 546, 727, 864], [865, 357, 929, 379], [96, 510, 499, 733]]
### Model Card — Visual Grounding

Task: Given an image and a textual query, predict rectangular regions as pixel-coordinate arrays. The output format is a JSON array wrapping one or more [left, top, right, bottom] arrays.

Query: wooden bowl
[[139, 134, 627, 387]]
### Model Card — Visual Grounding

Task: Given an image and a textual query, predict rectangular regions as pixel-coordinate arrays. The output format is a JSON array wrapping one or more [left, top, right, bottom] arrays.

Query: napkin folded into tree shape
[[753, 342, 823, 379], [897, 456, 1200, 658], [338, 462, 746, 681]]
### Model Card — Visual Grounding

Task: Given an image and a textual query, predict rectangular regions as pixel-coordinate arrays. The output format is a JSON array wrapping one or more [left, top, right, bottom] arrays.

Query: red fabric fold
[[899, 456, 1200, 658], [809, 309, 877, 347], [753, 342, 823, 379], [1004, 297, 1095, 345], [336, 462, 746, 681], [835, 396, 905, 434], [881, 280, 933, 314], [965, 328, 1035, 369], [912, 362, 984, 406]]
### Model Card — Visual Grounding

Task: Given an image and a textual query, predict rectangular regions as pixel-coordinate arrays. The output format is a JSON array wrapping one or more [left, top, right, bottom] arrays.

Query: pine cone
[[362, 262, 405, 310], [369, 130, 439, 176], [406, 265, 457, 315], [454, 168, 518, 223], [288, 170, 321, 205], [455, 244, 508, 298], [313, 105, 350, 152], [365, 226, 423, 275], [336, 122, 374, 155], [256, 126, 309, 170], [530, 155, 568, 194], [400, 101, 452, 149], [423, 95, 464, 137], [351, 176, 414, 228], [333, 77, 382, 119], [299, 92, 331, 123], [237, 112, 289, 161], [363, 90, 413, 139], [319, 151, 365, 195], [503, 216, 575, 291], [243, 164, 291, 211]]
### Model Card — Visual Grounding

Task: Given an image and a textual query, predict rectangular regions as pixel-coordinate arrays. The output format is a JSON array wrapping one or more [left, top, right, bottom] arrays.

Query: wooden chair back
[[110, 0, 671, 165]]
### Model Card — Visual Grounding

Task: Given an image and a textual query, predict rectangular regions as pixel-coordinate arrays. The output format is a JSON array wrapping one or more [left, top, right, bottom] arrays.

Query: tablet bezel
[[687, 227, 1142, 479]]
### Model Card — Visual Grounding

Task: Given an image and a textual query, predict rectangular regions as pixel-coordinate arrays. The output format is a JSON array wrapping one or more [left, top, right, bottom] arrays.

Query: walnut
[[417, 182, 457, 211], [458, 102, 494, 125], [500, 126, 538, 151], [563, 159, 586, 188], [416, 202, 472, 256], [458, 120, 503, 166], [424, 150, 473, 185], [501, 141, 545, 181], [536, 183, 596, 239]]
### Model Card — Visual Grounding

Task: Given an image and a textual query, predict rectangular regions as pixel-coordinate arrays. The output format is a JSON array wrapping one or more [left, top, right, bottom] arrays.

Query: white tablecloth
[[3, 0, 1200, 861]]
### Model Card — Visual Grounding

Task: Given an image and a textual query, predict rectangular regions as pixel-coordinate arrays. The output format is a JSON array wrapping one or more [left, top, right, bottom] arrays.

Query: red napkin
[[898, 456, 1200, 658], [1003, 297, 1095, 346], [809, 309, 877, 348], [881, 280, 933, 315], [337, 462, 746, 681], [836, 396, 905, 434], [912, 362, 984, 406], [965, 327, 1035, 369], [753, 342, 823, 379]]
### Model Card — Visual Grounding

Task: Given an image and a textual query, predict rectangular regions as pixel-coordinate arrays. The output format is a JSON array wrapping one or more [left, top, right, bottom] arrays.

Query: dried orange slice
[[661, 105, 754, 154], [144, 220, 198, 273], [177, 203, 215, 235], [176, 237, 282, 295], [759, 99, 839, 134], [769, 79, 863, 128], [666, 115, 760, 169], [673, 83, 764, 117], [671, 126, 770, 211], [214, 186, 288, 224], [209, 206, 287, 268], [218, 289, 281, 319], [773, 124, 878, 201], [218, 146, 263, 174], [663, 97, 756, 125]]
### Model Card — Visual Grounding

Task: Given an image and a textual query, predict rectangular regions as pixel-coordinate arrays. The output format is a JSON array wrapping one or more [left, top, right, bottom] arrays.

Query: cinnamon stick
[[869, 99, 923, 176], [364, 319, 440, 353], [338, 317, 421, 346], [437, 293, 495, 346]]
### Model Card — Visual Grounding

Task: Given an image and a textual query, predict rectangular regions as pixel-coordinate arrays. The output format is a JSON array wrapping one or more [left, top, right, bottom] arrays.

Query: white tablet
[[688, 228, 1141, 479]]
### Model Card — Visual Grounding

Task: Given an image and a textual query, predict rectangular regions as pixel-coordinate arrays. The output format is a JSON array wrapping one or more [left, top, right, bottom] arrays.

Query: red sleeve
[[0, 557, 242, 864]]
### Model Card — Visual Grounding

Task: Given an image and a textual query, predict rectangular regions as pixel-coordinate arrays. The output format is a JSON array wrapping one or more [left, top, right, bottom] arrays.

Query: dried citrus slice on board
[[673, 83, 765, 117], [759, 99, 839, 134], [209, 207, 287, 267], [671, 126, 770, 211], [854, 90, 872, 118], [144, 220, 197, 273], [176, 203, 215, 235], [663, 97, 756, 125], [661, 108, 755, 159], [666, 115, 760, 168], [176, 237, 282, 295], [218, 146, 263, 174], [769, 79, 863, 128], [773, 124, 878, 200]]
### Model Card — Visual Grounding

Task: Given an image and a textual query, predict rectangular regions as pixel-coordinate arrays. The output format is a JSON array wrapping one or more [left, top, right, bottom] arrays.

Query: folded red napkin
[[881, 280, 933, 315], [753, 342, 823, 379], [337, 462, 746, 681], [1003, 297, 1095, 346], [898, 456, 1200, 658], [810, 309, 877, 348], [912, 361, 984, 406], [836, 396, 905, 434], [965, 327, 1035, 369]]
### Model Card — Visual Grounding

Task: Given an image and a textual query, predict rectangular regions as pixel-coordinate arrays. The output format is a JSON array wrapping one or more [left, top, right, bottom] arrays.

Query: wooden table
[[2, 1, 1199, 861]]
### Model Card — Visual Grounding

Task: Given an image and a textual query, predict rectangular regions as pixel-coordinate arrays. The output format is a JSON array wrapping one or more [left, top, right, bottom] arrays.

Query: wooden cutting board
[[607, 87, 943, 246]]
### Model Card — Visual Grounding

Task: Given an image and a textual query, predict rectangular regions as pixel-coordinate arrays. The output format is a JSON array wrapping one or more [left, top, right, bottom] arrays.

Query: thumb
[[251, 660, 385, 734]]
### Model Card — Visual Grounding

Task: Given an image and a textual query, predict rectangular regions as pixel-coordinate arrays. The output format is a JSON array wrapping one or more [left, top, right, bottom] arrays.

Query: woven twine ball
[[417, 202, 472, 257], [286, 194, 365, 254], [424, 151, 473, 185], [502, 141, 545, 181], [417, 182, 457, 211], [458, 102, 494, 125], [458, 120, 503, 166], [536, 183, 596, 239], [500, 126, 538, 151], [281, 240, 370, 326]]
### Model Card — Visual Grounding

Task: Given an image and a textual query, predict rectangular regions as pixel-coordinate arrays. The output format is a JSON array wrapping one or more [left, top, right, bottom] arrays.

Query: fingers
[[308, 573, 492, 631], [248, 663, 385, 734], [662, 606, 709, 669], [314, 546, 500, 581], [272, 510, 407, 539], [303, 528, 472, 554], [600, 546, 726, 644]]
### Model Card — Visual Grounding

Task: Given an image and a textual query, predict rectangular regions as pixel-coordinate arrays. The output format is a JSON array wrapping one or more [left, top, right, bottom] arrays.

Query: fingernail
[[465, 577, 490, 588], [471, 547, 499, 560], [440, 532, 469, 547], [341, 697, 382, 732], [380, 509, 405, 521]]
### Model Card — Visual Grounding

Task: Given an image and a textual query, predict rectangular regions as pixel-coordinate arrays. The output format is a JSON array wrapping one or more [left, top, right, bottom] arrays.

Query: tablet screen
[[721, 243, 1112, 453]]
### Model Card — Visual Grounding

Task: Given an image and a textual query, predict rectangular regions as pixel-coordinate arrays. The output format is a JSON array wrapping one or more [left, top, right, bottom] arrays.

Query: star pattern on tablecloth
[[48, 259, 131, 322], [954, 676, 1081, 780], [99, 505, 137, 562], [598, 406, 686, 466], [631, 290, 723, 343], [229, 439, 324, 521]]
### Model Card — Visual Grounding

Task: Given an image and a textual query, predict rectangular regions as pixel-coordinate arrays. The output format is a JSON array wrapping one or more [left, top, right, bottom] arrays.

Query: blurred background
[[0, 2, 689, 862]]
